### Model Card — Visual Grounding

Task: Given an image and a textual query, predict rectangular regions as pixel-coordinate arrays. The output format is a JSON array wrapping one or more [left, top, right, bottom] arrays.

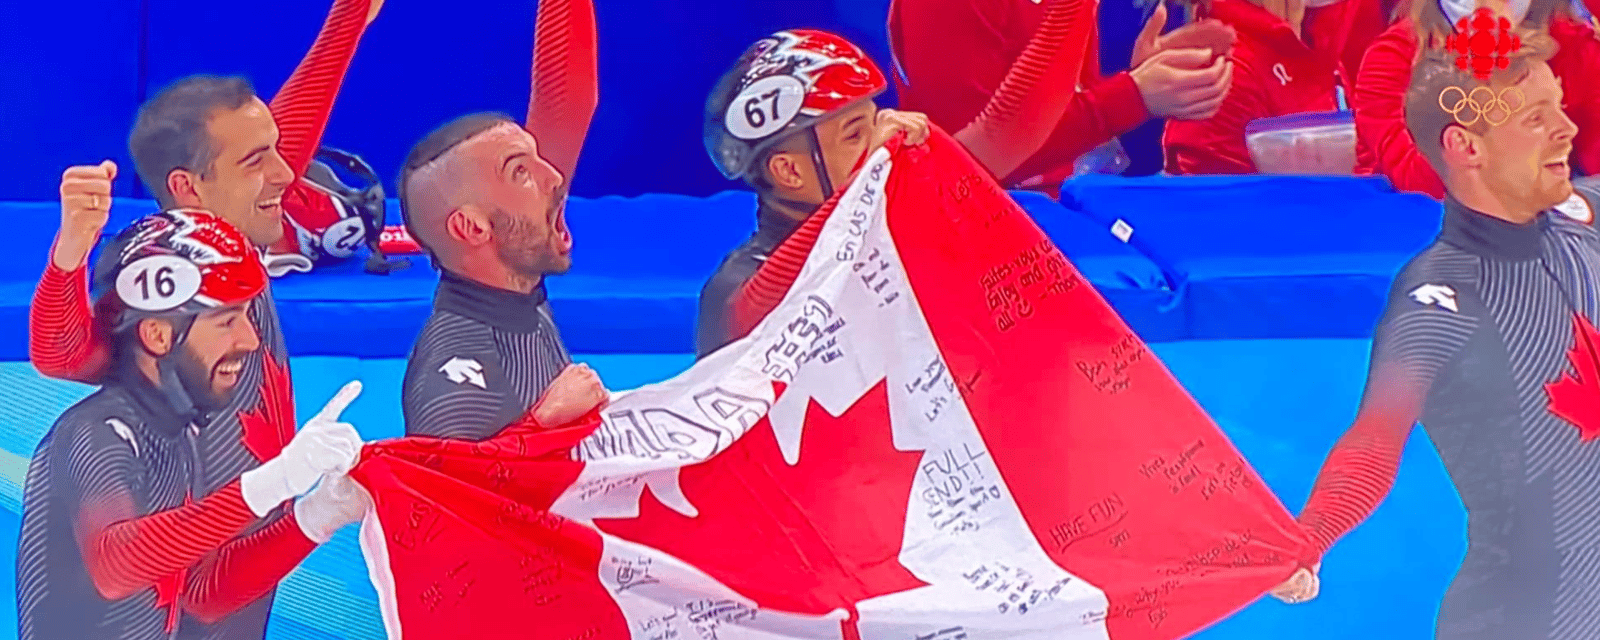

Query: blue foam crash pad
[[0, 188, 1177, 358], [1061, 174, 1444, 340]]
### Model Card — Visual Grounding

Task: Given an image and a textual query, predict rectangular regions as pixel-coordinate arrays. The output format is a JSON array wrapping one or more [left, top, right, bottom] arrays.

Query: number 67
[[744, 89, 782, 129]]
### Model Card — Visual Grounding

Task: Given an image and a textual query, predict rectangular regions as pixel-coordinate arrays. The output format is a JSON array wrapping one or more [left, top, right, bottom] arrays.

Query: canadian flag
[[348, 130, 1311, 640]]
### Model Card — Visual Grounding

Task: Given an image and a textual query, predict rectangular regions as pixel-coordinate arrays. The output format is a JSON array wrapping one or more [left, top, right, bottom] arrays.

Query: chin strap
[[759, 128, 838, 216], [140, 315, 203, 421]]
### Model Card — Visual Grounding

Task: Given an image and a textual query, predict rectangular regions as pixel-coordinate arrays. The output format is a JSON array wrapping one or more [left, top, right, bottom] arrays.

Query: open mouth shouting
[[551, 201, 573, 255]]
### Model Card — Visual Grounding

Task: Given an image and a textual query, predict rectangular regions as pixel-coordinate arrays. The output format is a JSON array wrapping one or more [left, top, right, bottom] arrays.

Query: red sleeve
[[1295, 390, 1414, 555], [727, 137, 906, 337], [1161, 56, 1265, 175], [729, 199, 831, 339], [267, 0, 375, 179], [182, 514, 317, 623], [77, 481, 261, 600], [29, 259, 111, 383], [889, 0, 1015, 148], [1004, 71, 1149, 185], [524, 0, 600, 181], [1295, 299, 1468, 556], [890, 0, 1140, 185], [1549, 17, 1600, 177], [1352, 25, 1446, 199], [1304, 0, 1384, 90]]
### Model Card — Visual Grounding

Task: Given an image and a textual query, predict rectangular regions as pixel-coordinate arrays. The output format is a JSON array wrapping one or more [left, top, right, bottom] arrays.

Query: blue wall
[[0, 0, 1158, 203]]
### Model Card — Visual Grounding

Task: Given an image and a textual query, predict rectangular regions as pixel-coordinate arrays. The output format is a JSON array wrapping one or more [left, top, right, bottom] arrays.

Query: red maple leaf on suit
[[1546, 313, 1600, 442], [237, 351, 295, 462], [593, 379, 928, 619]]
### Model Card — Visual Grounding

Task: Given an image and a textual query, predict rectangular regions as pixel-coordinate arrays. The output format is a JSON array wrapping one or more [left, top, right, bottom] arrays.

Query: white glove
[[293, 473, 373, 543], [240, 381, 365, 517]]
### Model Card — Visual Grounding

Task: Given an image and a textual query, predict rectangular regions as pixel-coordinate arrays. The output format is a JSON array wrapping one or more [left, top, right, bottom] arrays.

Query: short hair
[[397, 112, 519, 260], [1404, 35, 1556, 177], [128, 75, 257, 207]]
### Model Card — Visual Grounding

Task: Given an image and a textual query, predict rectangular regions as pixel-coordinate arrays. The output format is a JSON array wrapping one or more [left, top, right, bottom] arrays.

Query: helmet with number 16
[[92, 209, 269, 415]]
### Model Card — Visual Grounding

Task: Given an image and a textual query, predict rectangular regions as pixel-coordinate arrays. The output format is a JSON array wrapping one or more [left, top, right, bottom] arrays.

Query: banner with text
[[350, 130, 1312, 640]]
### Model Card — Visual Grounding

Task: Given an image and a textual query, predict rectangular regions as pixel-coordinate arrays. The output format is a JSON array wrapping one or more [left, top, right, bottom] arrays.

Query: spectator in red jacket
[[1163, 0, 1356, 174], [1353, 0, 1600, 198], [888, 0, 1236, 192], [1316, 0, 1391, 92]]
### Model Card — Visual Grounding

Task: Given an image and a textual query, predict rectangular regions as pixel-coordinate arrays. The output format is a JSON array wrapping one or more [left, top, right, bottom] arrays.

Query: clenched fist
[[532, 363, 609, 427], [54, 160, 117, 270]]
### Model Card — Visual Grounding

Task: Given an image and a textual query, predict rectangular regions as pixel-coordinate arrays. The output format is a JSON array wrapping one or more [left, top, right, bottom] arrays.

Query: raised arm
[[269, 0, 383, 179], [524, 0, 600, 181], [31, 163, 119, 383]]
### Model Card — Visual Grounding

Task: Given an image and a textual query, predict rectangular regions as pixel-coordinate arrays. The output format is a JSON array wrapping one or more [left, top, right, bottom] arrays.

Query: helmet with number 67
[[93, 209, 269, 332], [704, 29, 889, 183]]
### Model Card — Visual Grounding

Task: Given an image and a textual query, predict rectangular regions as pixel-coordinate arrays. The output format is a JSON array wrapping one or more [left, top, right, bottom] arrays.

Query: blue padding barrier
[[0, 175, 1450, 359], [1061, 174, 1444, 340]]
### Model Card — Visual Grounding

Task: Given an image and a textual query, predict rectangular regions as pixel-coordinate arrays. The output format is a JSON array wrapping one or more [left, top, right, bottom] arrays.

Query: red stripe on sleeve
[[78, 481, 259, 601], [182, 514, 317, 623], [1295, 364, 1422, 559], [892, 0, 1131, 187], [960, 0, 1107, 184], [525, 0, 600, 181], [268, 0, 374, 179], [29, 260, 111, 383]]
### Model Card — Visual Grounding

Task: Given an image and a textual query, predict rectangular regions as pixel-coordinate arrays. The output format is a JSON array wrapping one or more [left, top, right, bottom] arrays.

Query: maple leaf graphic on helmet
[[593, 379, 928, 617], [238, 351, 295, 461], [1545, 313, 1600, 442]]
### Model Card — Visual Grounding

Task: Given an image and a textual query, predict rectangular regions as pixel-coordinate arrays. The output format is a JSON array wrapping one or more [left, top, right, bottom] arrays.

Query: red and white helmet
[[265, 147, 406, 277], [704, 29, 889, 182], [94, 208, 268, 330]]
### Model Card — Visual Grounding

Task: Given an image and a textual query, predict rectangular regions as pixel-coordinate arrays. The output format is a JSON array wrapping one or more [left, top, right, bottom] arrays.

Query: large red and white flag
[[349, 130, 1312, 640]]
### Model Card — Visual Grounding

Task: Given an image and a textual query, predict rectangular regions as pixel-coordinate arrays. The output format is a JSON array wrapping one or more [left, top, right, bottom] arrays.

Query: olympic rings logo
[[1438, 85, 1526, 127]]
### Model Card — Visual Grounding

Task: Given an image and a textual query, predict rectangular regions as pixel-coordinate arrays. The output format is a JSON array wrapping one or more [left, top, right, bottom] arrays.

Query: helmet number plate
[[726, 75, 806, 141], [117, 255, 203, 312], [321, 216, 368, 259]]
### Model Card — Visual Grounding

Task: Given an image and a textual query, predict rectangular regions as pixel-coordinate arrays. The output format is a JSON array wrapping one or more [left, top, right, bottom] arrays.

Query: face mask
[[1436, 0, 1532, 26]]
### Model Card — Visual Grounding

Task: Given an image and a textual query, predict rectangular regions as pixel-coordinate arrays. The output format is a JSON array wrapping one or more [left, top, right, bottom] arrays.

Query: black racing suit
[[695, 203, 803, 359], [402, 270, 573, 440], [16, 356, 316, 640], [1299, 185, 1600, 639]]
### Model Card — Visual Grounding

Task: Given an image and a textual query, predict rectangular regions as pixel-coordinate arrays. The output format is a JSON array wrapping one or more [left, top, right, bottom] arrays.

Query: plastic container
[[1072, 137, 1133, 178], [1245, 110, 1357, 175]]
